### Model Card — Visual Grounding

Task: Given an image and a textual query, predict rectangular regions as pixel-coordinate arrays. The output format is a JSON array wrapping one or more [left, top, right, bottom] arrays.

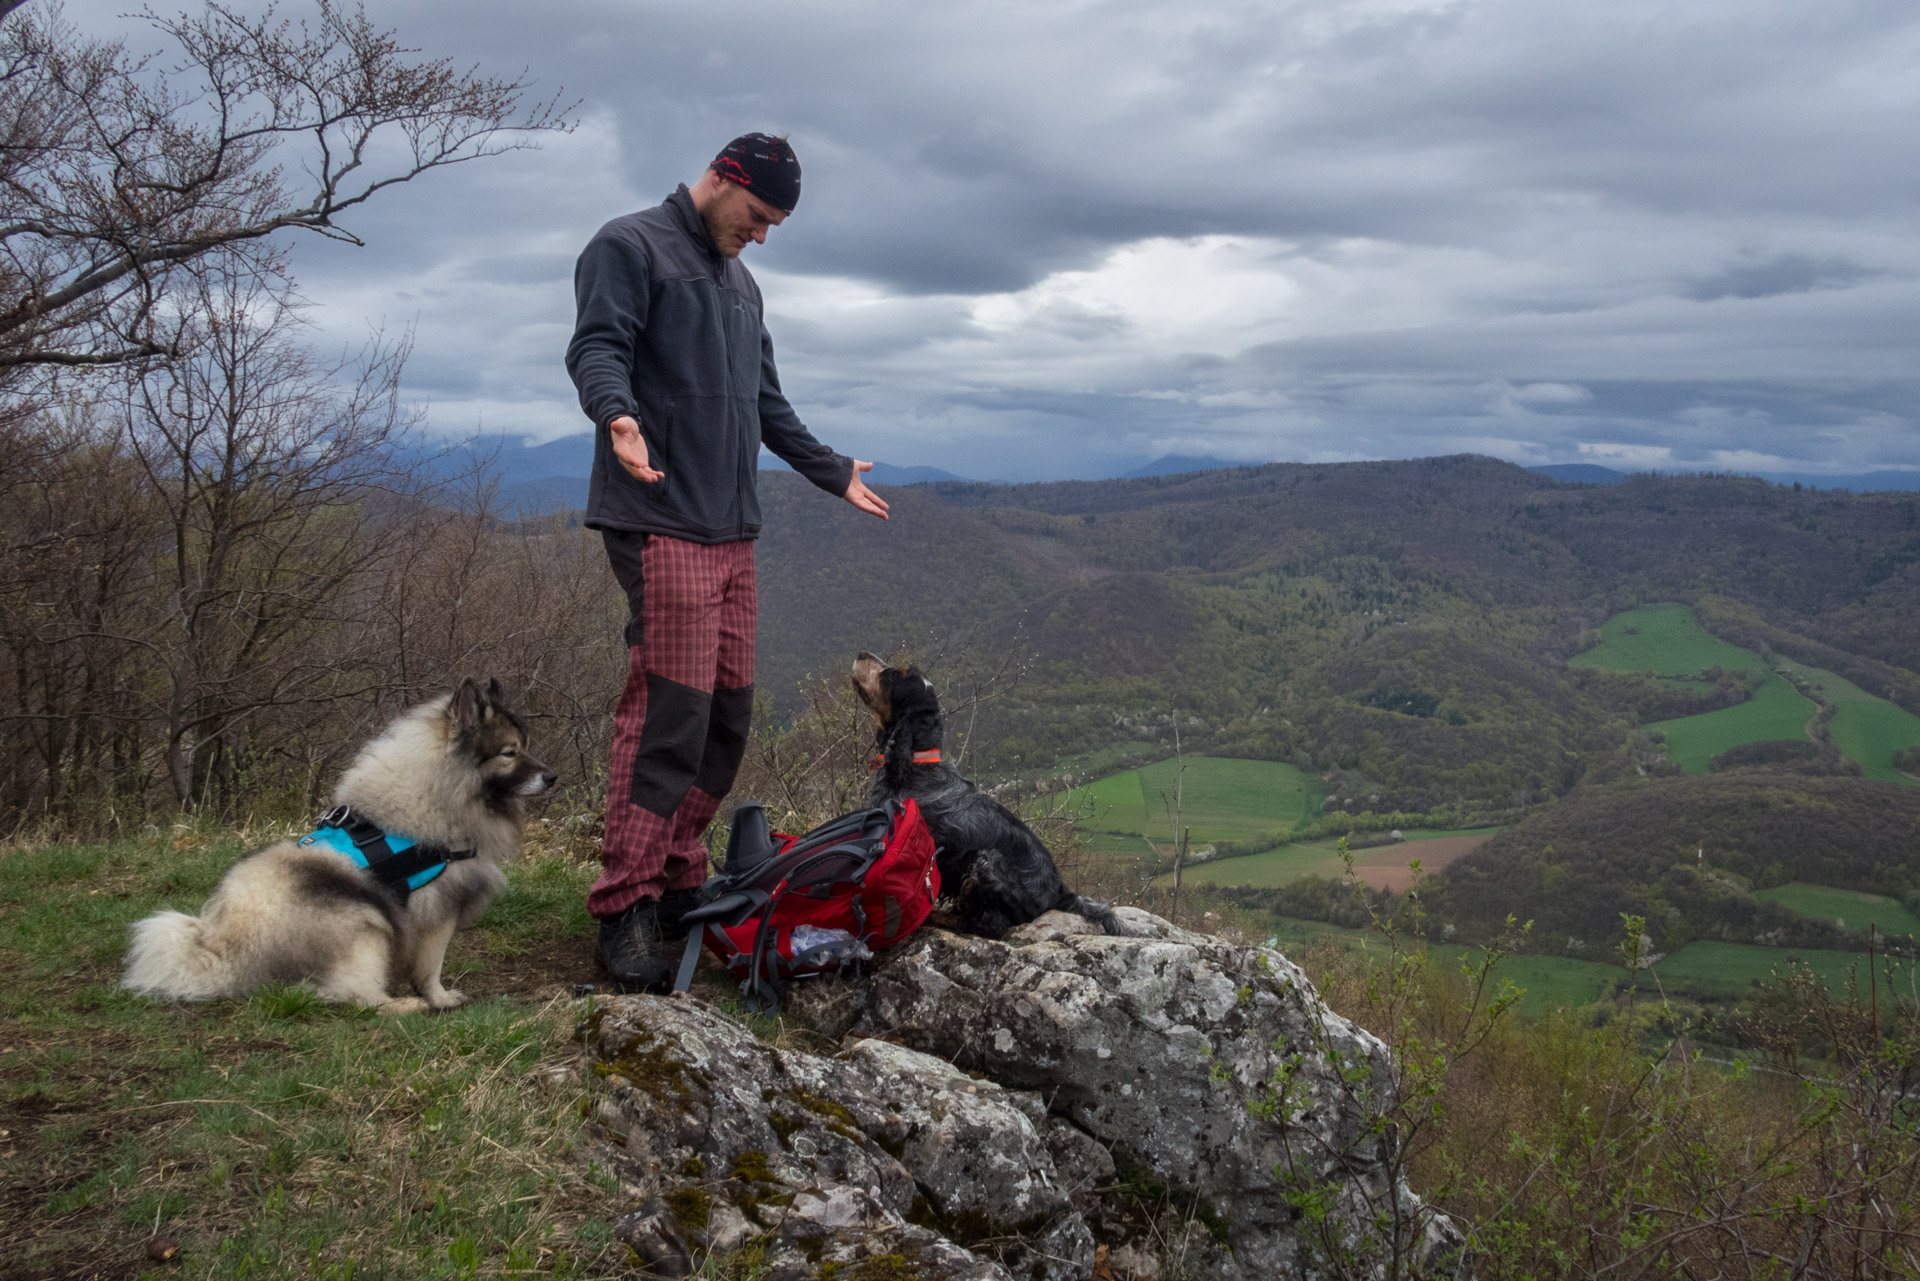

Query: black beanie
[[711, 133, 802, 213]]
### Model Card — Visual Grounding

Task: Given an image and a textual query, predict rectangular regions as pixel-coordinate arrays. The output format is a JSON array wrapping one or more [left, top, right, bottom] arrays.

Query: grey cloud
[[50, 0, 1920, 478], [1684, 254, 1875, 301], [463, 253, 579, 286]]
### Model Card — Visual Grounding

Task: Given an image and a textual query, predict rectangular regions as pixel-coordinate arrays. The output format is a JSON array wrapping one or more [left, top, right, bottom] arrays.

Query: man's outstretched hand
[[613, 422, 886, 521], [608, 416, 662, 483], [843, 460, 890, 519]]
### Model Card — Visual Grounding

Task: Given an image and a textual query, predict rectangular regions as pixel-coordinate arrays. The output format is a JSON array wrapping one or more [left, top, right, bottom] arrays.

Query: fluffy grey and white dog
[[124, 679, 556, 1014]]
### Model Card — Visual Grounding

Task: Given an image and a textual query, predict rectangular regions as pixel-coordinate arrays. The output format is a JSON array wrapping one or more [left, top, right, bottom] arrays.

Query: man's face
[[701, 180, 788, 258]]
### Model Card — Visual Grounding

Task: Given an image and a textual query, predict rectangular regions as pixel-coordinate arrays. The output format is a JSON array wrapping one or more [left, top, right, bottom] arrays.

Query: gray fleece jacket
[[564, 186, 854, 543]]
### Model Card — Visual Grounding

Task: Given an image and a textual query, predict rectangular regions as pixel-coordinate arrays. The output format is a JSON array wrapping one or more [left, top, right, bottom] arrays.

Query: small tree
[[117, 267, 423, 806], [0, 0, 569, 375]]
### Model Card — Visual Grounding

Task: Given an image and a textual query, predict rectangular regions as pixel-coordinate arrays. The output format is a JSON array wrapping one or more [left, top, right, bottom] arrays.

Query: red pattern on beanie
[[712, 133, 801, 212]]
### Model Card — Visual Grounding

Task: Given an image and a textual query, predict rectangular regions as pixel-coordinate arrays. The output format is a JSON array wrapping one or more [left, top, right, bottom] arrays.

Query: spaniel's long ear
[[452, 677, 486, 729], [896, 666, 937, 706]]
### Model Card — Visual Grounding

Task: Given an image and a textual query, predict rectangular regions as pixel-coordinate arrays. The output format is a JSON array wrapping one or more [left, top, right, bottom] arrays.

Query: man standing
[[565, 133, 889, 992]]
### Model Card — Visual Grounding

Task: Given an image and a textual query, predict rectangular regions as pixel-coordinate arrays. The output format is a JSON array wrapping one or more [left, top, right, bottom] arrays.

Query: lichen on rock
[[577, 908, 1466, 1280]]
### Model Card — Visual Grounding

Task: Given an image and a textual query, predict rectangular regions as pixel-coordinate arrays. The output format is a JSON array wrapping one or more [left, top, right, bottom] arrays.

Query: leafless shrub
[[0, 0, 570, 376], [0, 0, 584, 835], [732, 675, 874, 837], [112, 267, 427, 806]]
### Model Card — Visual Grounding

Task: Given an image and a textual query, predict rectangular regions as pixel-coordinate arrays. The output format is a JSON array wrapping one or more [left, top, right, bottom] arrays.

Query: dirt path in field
[[1348, 832, 1495, 891]]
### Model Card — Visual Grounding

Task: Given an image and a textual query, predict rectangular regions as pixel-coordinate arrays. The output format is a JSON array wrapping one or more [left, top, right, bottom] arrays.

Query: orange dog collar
[[869, 749, 942, 769]]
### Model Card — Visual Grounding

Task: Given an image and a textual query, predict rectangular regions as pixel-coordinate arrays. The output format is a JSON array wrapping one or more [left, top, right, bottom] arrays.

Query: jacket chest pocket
[[722, 294, 760, 400]]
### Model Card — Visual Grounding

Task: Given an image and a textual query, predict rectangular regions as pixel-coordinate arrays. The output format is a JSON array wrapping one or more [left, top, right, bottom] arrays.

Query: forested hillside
[[754, 455, 1920, 817], [1443, 774, 1920, 955]]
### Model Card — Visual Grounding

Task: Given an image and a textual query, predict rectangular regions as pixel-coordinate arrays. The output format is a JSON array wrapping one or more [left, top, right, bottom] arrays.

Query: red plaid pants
[[592, 532, 756, 918]]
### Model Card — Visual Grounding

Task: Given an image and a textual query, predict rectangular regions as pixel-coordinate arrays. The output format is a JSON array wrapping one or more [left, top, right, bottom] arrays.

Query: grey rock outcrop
[[577, 908, 1466, 1280]]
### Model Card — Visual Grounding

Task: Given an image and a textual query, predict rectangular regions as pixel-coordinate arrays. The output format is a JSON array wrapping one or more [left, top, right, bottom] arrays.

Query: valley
[[747, 456, 1920, 1021]]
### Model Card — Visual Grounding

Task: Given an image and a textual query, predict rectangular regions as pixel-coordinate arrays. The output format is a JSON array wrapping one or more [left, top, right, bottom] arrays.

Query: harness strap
[[868, 749, 942, 769], [302, 805, 476, 895]]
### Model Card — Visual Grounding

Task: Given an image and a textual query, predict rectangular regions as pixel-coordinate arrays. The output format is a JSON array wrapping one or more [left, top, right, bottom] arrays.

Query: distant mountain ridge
[[425, 434, 1920, 496], [1528, 462, 1920, 492], [1121, 455, 1245, 479], [446, 432, 973, 514]]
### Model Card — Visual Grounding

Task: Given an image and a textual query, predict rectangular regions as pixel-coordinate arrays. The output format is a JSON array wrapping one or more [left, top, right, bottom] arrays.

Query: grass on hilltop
[[1571, 602, 1920, 782], [0, 821, 648, 1280], [1571, 603, 1850, 774]]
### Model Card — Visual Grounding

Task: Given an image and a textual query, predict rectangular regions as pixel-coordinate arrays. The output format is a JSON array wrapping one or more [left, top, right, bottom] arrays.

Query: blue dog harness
[[297, 805, 475, 897]]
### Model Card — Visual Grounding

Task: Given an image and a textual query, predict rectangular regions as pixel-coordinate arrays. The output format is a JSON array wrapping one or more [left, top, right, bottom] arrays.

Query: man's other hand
[[843, 460, 890, 519], [609, 416, 663, 483]]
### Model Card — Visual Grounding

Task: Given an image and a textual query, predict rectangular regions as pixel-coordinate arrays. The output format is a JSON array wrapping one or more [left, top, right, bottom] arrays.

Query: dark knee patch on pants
[[694, 684, 754, 795], [630, 674, 710, 818]]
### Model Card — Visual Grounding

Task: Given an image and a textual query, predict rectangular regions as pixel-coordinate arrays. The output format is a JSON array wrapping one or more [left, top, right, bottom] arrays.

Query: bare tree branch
[[0, 1, 573, 374]]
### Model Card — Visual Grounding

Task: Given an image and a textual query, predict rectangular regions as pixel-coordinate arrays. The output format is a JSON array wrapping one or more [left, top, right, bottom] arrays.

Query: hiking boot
[[657, 887, 705, 943], [597, 900, 673, 994]]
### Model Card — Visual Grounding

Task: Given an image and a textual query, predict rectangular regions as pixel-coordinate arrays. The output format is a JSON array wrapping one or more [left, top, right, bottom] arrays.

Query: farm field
[[1433, 948, 1623, 1012], [1571, 603, 1830, 774], [1262, 914, 1376, 952], [1756, 883, 1920, 939], [1573, 602, 1920, 779], [1651, 677, 1819, 773], [1570, 603, 1768, 678], [1635, 940, 1919, 1001], [1061, 757, 1320, 854], [1773, 659, 1920, 786], [1167, 829, 1498, 890], [1265, 917, 1915, 1012], [1044, 739, 1163, 780], [1262, 917, 1623, 1011]]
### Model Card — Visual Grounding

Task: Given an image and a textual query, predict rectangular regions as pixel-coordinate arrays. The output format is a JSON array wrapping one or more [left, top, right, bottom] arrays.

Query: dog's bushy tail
[[124, 910, 234, 1000], [1056, 891, 1135, 937]]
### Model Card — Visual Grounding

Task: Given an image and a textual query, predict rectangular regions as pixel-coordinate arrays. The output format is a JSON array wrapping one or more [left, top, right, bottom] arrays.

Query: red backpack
[[672, 800, 939, 1011]]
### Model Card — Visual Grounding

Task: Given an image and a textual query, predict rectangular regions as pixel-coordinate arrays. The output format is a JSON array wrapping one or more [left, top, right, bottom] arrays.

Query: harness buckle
[[316, 804, 351, 829]]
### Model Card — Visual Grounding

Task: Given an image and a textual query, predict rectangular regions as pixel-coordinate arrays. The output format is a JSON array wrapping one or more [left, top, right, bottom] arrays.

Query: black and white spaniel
[[851, 653, 1130, 939]]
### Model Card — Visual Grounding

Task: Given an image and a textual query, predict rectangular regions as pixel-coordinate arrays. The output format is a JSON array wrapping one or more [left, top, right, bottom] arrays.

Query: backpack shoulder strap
[[673, 927, 706, 994]]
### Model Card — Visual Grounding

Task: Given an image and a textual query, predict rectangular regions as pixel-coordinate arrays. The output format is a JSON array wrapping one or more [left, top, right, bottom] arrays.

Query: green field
[[1262, 913, 1376, 951], [1756, 882, 1920, 938], [1652, 677, 1819, 773], [1775, 659, 1920, 786], [1167, 829, 1497, 889], [1061, 756, 1320, 854], [1263, 912, 1910, 1012], [1571, 603, 1829, 774], [1570, 603, 1769, 679], [1638, 940, 1919, 1001], [1442, 949, 1623, 1012], [1261, 917, 1623, 1011]]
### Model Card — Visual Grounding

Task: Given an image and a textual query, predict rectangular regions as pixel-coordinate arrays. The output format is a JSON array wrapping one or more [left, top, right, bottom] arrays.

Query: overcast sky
[[72, 0, 1920, 481]]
